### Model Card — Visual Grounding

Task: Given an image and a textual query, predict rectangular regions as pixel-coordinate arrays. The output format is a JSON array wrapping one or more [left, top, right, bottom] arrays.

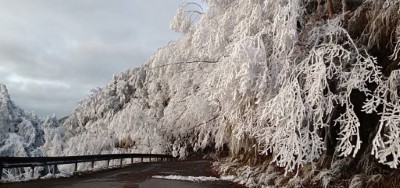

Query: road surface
[[0, 160, 241, 188]]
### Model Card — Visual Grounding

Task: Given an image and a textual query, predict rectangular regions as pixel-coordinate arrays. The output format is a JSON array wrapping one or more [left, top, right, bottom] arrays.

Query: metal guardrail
[[0, 153, 174, 180]]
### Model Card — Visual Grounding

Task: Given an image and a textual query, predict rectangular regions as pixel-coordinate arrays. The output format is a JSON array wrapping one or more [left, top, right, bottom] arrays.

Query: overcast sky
[[0, 0, 200, 118]]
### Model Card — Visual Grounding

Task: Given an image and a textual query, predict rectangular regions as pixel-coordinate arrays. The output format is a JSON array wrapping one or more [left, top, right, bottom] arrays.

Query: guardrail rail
[[0, 153, 174, 180]]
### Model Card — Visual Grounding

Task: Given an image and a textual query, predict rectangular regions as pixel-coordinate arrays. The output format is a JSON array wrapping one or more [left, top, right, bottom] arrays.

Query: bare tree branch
[[185, 10, 203, 15]]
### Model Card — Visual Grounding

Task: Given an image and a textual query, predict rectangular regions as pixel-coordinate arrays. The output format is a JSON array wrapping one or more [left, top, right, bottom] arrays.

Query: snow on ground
[[152, 175, 235, 182]]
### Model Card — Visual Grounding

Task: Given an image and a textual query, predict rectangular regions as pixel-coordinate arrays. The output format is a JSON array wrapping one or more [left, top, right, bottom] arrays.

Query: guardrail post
[[74, 162, 78, 172], [52, 164, 57, 175], [130, 158, 133, 164], [91, 161, 95, 169], [120, 158, 123, 167], [141, 157, 143, 162], [149, 157, 151, 162], [107, 160, 110, 168], [31, 166, 34, 179], [0, 166, 3, 180]]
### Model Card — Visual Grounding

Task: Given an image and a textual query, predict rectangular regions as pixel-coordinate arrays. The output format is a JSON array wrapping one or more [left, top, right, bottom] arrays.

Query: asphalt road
[[0, 160, 240, 188]]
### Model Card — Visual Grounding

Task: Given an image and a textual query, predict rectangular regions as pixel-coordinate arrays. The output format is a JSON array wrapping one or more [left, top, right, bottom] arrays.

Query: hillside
[[3, 0, 400, 187]]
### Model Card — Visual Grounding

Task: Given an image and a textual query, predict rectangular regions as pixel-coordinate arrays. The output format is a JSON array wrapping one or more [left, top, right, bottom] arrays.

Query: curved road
[[0, 160, 241, 188]]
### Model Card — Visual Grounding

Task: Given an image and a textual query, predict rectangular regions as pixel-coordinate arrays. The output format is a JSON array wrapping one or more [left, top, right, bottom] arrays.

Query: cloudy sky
[[0, 0, 200, 118]]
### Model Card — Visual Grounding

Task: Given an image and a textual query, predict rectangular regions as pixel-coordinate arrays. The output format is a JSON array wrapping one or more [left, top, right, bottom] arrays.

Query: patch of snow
[[152, 175, 221, 182], [219, 175, 235, 181], [40, 172, 71, 179]]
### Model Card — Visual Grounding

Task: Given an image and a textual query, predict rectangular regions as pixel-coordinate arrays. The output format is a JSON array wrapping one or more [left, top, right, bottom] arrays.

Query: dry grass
[[114, 137, 135, 149]]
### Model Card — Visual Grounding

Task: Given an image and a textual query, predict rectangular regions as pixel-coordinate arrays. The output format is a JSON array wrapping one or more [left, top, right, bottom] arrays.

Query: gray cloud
[[0, 0, 199, 118]]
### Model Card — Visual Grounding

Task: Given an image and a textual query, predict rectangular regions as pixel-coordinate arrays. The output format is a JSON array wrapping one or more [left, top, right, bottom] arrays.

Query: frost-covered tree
[[40, 115, 64, 156], [0, 84, 57, 181], [155, 0, 400, 186], [0, 84, 45, 157]]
